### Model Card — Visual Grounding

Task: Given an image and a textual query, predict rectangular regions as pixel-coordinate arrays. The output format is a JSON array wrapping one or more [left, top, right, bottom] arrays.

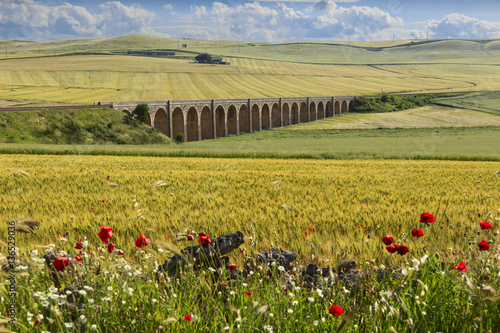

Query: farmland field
[[1, 36, 500, 105], [1, 155, 499, 332]]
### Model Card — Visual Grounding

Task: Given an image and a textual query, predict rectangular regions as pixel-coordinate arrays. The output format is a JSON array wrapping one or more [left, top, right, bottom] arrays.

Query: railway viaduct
[[112, 96, 356, 142]]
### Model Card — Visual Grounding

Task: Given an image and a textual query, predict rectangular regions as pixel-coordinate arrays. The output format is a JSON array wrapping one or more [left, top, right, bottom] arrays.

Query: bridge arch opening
[[239, 105, 249, 133], [341, 101, 348, 113], [317, 102, 324, 119], [145, 113, 152, 126], [291, 103, 298, 124], [227, 105, 237, 135], [154, 108, 168, 136], [310, 102, 316, 121], [261, 104, 270, 129], [200, 106, 213, 140], [300, 102, 308, 123], [187, 107, 198, 142], [271, 103, 280, 128], [251, 104, 260, 131], [282, 103, 290, 126], [172, 107, 184, 140], [334, 101, 341, 115], [216, 106, 225, 138], [349, 100, 354, 111], [326, 101, 332, 118]]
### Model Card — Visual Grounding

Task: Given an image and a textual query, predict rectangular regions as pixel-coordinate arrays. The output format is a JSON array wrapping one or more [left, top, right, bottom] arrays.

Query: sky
[[1, 0, 500, 42]]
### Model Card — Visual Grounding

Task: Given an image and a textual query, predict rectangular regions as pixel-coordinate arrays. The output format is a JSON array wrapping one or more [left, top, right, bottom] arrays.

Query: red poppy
[[382, 236, 394, 245], [34, 319, 40, 326], [329, 305, 344, 316], [75, 256, 83, 262], [187, 234, 194, 241], [75, 242, 83, 250], [199, 235, 211, 247], [386, 246, 397, 254], [480, 221, 493, 230], [227, 264, 237, 271], [198, 232, 206, 237], [98, 226, 113, 244], [116, 249, 124, 255], [183, 315, 192, 321], [135, 234, 151, 248], [478, 240, 490, 251], [453, 261, 467, 272], [245, 292, 252, 296], [52, 257, 70, 271], [394, 244, 409, 256], [420, 212, 436, 223], [107, 243, 115, 253], [411, 229, 424, 238]]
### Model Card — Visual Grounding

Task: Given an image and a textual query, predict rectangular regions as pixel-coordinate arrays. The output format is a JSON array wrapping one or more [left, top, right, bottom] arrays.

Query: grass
[[1, 36, 500, 104], [292, 105, 500, 130], [1, 155, 499, 332], [434, 91, 500, 116], [0, 127, 499, 161], [0, 108, 170, 144]]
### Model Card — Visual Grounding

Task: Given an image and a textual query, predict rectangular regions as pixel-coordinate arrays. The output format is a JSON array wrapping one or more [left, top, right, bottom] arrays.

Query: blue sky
[[1, 0, 500, 42]]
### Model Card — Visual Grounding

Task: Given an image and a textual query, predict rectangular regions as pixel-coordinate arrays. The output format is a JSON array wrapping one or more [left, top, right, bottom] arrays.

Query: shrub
[[175, 132, 185, 143], [133, 104, 150, 123]]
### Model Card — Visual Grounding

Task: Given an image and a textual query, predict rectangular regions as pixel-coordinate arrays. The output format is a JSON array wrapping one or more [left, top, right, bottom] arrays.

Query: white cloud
[[0, 0, 157, 40], [425, 13, 500, 39], [185, 0, 404, 42], [162, 4, 173, 11]]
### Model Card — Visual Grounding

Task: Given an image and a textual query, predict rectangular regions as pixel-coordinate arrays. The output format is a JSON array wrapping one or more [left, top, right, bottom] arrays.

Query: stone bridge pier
[[112, 95, 356, 142]]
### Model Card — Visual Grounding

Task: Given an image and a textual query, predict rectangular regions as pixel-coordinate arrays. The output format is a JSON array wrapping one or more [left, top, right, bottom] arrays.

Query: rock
[[158, 231, 245, 275], [305, 264, 320, 277], [256, 248, 297, 270], [337, 260, 356, 273], [376, 266, 404, 282]]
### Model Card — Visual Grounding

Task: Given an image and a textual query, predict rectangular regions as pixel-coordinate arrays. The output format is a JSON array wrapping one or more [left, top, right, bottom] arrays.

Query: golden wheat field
[[1, 155, 499, 268]]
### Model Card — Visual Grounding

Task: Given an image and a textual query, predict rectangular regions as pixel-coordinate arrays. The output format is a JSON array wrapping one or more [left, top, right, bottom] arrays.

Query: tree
[[195, 53, 212, 63], [133, 103, 149, 123]]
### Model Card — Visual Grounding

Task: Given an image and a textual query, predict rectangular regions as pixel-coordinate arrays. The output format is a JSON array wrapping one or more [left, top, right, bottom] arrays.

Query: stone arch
[[349, 100, 354, 111], [145, 113, 152, 126], [172, 107, 184, 140], [215, 106, 225, 138], [334, 101, 341, 115], [282, 103, 290, 126], [200, 106, 213, 140], [239, 105, 249, 133], [300, 102, 308, 123], [341, 101, 348, 113], [261, 104, 270, 129], [326, 101, 332, 118], [227, 105, 237, 135], [154, 108, 168, 136], [291, 103, 299, 124], [186, 107, 198, 142], [251, 104, 260, 131], [271, 103, 280, 128], [317, 102, 324, 119], [310, 102, 316, 121], [122, 110, 132, 117]]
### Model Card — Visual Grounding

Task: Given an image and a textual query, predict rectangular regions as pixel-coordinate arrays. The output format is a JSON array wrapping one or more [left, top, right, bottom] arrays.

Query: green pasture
[[1, 127, 499, 161], [434, 91, 500, 116]]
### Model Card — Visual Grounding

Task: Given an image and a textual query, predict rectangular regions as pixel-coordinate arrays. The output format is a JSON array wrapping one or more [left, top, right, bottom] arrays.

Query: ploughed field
[[1, 155, 499, 332]]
